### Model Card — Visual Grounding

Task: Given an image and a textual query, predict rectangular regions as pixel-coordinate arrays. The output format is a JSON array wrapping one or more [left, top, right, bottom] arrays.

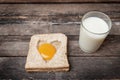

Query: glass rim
[[81, 11, 112, 35]]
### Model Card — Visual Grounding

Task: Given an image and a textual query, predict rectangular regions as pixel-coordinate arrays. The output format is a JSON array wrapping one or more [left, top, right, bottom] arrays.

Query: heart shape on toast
[[37, 40, 61, 61]]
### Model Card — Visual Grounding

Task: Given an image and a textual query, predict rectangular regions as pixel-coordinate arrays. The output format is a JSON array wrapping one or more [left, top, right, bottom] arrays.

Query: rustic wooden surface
[[0, 0, 119, 3], [0, 1, 120, 80]]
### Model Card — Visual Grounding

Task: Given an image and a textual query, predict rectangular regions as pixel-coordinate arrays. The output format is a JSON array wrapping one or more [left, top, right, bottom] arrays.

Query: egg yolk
[[38, 43, 56, 60]]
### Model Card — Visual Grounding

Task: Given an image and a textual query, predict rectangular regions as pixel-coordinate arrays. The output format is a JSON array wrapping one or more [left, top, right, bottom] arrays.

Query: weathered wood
[[0, 22, 120, 35], [0, 3, 119, 80], [0, 4, 119, 35], [50, 23, 120, 35], [0, 35, 120, 57], [0, 57, 55, 79], [0, 23, 50, 35], [0, 57, 120, 79], [0, 15, 119, 24], [0, 4, 119, 17], [0, 0, 119, 3]]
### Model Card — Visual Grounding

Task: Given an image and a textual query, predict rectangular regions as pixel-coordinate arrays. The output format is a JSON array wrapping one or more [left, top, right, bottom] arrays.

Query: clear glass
[[79, 11, 112, 53]]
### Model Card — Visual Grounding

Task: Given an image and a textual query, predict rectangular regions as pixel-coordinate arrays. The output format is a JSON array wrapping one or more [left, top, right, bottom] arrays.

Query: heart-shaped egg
[[38, 43, 56, 61]]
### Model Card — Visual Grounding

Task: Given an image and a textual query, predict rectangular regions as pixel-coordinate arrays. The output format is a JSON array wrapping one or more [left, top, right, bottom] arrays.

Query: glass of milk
[[79, 11, 112, 53]]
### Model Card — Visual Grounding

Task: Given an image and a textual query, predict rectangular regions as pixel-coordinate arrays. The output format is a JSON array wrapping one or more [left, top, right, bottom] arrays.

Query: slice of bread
[[25, 33, 69, 72]]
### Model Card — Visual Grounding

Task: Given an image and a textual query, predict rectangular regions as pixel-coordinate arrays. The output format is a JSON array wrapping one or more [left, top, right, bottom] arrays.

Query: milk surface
[[79, 17, 109, 53]]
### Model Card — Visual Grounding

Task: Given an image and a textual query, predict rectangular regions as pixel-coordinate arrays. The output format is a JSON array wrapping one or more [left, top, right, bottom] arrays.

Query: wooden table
[[0, 0, 120, 79]]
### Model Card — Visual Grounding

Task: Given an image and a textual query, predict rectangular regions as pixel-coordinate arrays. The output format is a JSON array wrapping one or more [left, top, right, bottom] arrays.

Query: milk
[[79, 17, 109, 53]]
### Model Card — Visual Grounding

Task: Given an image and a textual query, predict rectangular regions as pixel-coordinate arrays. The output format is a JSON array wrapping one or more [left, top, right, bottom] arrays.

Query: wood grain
[[0, 3, 119, 79], [50, 23, 120, 35], [0, 23, 50, 35], [0, 4, 119, 56], [0, 35, 120, 57], [0, 0, 119, 3], [0, 57, 120, 79], [0, 4, 119, 17], [0, 57, 55, 79], [0, 4, 119, 35], [0, 22, 120, 35]]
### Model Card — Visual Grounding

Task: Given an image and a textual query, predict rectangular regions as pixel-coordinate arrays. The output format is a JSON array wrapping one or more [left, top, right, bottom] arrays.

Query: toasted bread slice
[[25, 33, 69, 72]]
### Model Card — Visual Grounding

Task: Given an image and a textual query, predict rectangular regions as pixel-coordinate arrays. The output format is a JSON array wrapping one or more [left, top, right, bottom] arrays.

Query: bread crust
[[26, 67, 69, 72], [25, 33, 69, 72]]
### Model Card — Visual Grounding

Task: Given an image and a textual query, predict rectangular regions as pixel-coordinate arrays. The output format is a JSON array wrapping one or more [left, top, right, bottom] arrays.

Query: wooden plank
[[0, 4, 119, 17], [0, 23, 50, 35], [0, 0, 119, 3], [0, 22, 119, 35], [0, 57, 55, 79], [50, 23, 120, 35], [0, 35, 120, 57], [0, 4, 119, 35], [0, 41, 29, 56], [0, 14, 119, 24], [69, 35, 120, 57], [0, 57, 120, 79]]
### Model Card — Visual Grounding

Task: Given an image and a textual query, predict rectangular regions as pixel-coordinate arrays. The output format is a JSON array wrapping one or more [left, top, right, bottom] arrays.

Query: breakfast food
[[25, 33, 69, 72]]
